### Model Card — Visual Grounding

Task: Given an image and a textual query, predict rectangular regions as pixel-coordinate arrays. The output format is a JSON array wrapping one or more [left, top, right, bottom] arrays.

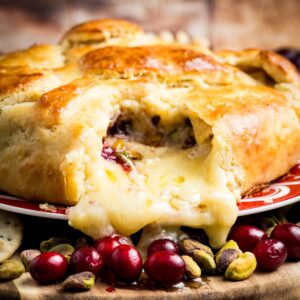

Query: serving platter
[[0, 163, 300, 220]]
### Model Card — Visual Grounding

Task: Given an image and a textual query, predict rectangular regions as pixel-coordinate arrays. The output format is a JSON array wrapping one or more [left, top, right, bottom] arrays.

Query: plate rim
[[0, 202, 68, 220], [0, 195, 299, 220], [237, 195, 300, 216], [1, 163, 300, 221]]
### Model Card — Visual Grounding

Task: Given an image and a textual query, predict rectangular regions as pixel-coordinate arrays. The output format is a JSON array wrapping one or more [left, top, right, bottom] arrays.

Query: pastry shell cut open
[[0, 19, 300, 248]]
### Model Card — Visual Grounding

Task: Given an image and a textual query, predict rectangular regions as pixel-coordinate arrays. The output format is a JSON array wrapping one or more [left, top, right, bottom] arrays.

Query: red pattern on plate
[[0, 196, 67, 215], [0, 164, 300, 219], [238, 164, 300, 210]]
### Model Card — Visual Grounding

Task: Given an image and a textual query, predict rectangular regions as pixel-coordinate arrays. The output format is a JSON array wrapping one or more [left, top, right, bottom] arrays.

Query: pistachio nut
[[40, 237, 71, 252], [259, 216, 277, 230], [265, 226, 274, 237], [225, 252, 257, 281], [215, 240, 240, 272], [274, 214, 287, 224], [62, 271, 95, 291], [112, 139, 126, 151], [179, 239, 214, 258], [19, 249, 41, 272], [193, 249, 216, 274], [124, 149, 143, 161], [48, 244, 75, 262], [259, 214, 287, 231], [0, 257, 25, 281], [181, 255, 201, 279]]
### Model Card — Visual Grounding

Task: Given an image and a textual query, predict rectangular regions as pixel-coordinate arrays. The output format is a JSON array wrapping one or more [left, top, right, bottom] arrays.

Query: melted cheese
[[68, 136, 238, 249]]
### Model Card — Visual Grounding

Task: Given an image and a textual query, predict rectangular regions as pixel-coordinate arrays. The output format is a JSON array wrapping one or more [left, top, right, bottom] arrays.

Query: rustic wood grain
[[0, 280, 19, 299], [211, 0, 300, 50], [0, 261, 298, 300]]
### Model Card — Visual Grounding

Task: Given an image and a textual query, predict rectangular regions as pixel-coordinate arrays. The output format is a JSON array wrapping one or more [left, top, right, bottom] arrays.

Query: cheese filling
[[68, 113, 238, 249]]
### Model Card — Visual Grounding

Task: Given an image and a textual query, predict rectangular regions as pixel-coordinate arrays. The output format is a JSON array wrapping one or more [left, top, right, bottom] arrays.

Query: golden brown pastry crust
[[61, 19, 144, 49], [217, 48, 300, 85], [0, 68, 44, 97], [0, 19, 299, 208], [80, 46, 255, 85], [186, 85, 300, 193], [0, 45, 64, 69]]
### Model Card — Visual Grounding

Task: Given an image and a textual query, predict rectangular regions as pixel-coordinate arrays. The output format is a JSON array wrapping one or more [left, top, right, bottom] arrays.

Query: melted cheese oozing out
[[68, 135, 238, 249]]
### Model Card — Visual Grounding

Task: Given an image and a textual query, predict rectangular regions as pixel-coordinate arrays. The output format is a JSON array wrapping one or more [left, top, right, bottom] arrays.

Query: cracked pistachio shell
[[62, 271, 95, 291], [181, 255, 201, 279], [0, 258, 25, 281], [49, 244, 75, 261], [40, 237, 71, 252], [179, 239, 213, 257], [19, 249, 41, 272], [225, 252, 257, 281], [259, 214, 287, 231], [193, 249, 216, 274], [215, 240, 240, 272]]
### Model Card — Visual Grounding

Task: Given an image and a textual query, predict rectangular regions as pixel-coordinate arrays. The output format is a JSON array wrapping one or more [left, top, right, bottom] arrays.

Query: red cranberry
[[144, 251, 185, 285], [110, 244, 142, 283], [94, 235, 130, 265], [270, 223, 300, 260], [101, 144, 131, 172], [147, 239, 179, 257], [253, 239, 287, 271], [229, 225, 267, 252], [70, 246, 103, 275], [101, 145, 117, 162], [30, 252, 68, 283]]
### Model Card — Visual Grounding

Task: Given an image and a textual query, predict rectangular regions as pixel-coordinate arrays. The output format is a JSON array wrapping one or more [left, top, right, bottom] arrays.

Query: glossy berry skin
[[270, 223, 300, 260], [110, 244, 142, 283], [253, 239, 287, 271], [144, 251, 185, 285], [147, 239, 179, 257], [229, 225, 267, 252], [94, 235, 130, 265], [30, 252, 68, 283], [70, 246, 103, 275]]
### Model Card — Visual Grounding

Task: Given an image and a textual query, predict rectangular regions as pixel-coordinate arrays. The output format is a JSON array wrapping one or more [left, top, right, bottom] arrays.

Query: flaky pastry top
[[1, 20, 300, 247], [0, 18, 298, 111]]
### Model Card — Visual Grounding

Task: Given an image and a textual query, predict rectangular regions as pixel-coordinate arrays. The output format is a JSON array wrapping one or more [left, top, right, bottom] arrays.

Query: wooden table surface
[[0, 261, 299, 300], [0, 0, 299, 52], [0, 1, 299, 299]]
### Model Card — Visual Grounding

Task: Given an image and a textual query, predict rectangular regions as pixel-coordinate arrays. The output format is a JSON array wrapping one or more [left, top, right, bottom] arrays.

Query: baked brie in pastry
[[0, 19, 299, 248]]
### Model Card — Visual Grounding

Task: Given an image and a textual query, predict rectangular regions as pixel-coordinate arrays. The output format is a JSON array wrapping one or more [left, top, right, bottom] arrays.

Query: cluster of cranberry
[[29, 235, 185, 285], [230, 223, 300, 271], [28, 222, 300, 286]]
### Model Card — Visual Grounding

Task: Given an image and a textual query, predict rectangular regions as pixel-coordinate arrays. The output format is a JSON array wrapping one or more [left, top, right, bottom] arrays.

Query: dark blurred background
[[0, 0, 299, 52]]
